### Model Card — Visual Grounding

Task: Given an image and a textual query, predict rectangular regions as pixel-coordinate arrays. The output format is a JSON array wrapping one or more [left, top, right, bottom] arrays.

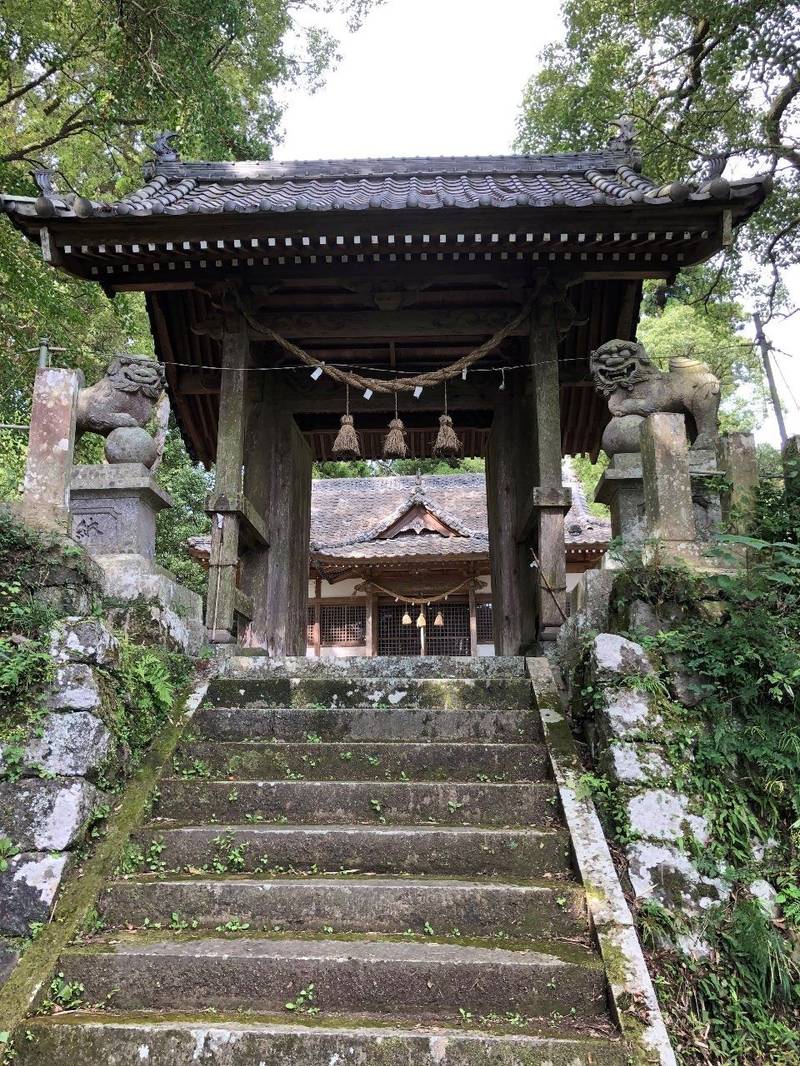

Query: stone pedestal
[[19, 367, 83, 533], [69, 464, 204, 651], [718, 433, 758, 534], [594, 453, 645, 548], [640, 413, 699, 565], [70, 463, 171, 556]]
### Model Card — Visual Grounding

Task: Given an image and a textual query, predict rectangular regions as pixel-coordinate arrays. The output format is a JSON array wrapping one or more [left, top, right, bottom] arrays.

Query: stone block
[[589, 633, 654, 682], [50, 617, 118, 666], [47, 663, 102, 712], [0, 852, 70, 936], [22, 712, 113, 779], [557, 570, 615, 680], [604, 743, 671, 785], [70, 463, 172, 559], [598, 690, 661, 740], [626, 840, 728, 914], [749, 878, 779, 919], [0, 780, 99, 851], [626, 789, 709, 845], [97, 556, 204, 653]]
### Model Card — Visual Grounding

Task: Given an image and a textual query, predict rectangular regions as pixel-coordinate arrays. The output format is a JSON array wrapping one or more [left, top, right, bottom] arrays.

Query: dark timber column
[[206, 319, 248, 642], [526, 300, 569, 640], [242, 379, 312, 655], [486, 385, 537, 655]]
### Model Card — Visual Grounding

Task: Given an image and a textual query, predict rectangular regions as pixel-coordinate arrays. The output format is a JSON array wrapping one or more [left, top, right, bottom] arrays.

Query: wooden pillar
[[468, 585, 478, 657], [366, 592, 378, 657], [206, 324, 248, 642], [486, 386, 537, 655], [312, 575, 322, 657], [526, 303, 569, 642], [241, 379, 312, 655]]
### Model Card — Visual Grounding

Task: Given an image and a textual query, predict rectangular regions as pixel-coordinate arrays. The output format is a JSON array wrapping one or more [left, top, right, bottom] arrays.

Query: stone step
[[192, 705, 542, 743], [100, 876, 587, 939], [18, 1017, 628, 1065], [173, 740, 551, 782], [203, 677, 533, 711], [154, 779, 560, 827], [216, 652, 530, 679], [129, 823, 574, 879], [58, 936, 609, 1019]]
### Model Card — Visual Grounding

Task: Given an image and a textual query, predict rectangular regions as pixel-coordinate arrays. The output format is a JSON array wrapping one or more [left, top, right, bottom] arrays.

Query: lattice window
[[377, 602, 471, 656], [378, 604, 423, 657], [476, 602, 494, 644], [306, 605, 315, 645], [320, 603, 367, 647], [425, 602, 470, 657]]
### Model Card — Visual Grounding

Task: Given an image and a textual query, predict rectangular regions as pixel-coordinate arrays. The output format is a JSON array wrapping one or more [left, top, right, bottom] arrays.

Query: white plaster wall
[[306, 645, 368, 658], [308, 578, 365, 599], [477, 643, 495, 657]]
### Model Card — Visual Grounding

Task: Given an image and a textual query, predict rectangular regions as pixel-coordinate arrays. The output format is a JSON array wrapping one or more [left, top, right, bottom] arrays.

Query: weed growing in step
[[215, 919, 251, 933], [0, 838, 19, 872], [170, 912, 199, 931], [212, 832, 248, 872], [285, 983, 318, 1014], [38, 973, 85, 1013]]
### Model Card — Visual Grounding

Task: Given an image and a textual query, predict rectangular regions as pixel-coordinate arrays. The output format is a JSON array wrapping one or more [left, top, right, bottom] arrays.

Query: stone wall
[[0, 618, 119, 979]]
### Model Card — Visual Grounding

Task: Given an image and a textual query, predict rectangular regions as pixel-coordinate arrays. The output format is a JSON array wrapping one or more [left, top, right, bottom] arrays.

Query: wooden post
[[468, 585, 478, 657], [486, 386, 537, 654], [313, 575, 322, 657], [241, 379, 312, 655], [527, 303, 568, 642], [366, 592, 378, 657], [206, 323, 248, 642]]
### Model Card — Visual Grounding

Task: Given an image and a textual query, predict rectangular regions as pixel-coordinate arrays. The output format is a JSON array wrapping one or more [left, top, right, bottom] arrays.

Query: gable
[[378, 503, 462, 540]]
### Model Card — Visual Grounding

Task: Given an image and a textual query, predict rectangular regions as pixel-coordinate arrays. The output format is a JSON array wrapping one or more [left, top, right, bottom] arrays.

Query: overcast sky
[[277, 0, 798, 446]]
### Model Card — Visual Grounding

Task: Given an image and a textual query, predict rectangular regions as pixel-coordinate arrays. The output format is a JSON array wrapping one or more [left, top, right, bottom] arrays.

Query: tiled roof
[[11, 151, 766, 221], [186, 468, 610, 567]]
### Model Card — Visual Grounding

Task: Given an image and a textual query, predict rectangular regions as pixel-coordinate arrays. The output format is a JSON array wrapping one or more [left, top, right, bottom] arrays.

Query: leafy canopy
[[515, 0, 800, 315]]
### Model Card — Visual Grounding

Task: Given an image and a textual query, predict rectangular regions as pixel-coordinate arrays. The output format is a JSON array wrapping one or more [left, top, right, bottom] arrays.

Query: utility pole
[[753, 312, 787, 446]]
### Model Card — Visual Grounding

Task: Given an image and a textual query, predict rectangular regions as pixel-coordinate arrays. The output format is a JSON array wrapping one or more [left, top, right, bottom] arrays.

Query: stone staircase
[[19, 656, 628, 1064]]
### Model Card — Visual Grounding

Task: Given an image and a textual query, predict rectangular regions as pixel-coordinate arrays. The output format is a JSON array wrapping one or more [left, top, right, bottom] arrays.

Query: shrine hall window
[[306, 605, 315, 645], [320, 604, 367, 647]]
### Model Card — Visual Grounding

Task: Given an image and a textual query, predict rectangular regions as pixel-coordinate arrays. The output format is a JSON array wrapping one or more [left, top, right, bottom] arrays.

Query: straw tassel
[[432, 382, 462, 459], [382, 392, 408, 460], [332, 385, 361, 461]]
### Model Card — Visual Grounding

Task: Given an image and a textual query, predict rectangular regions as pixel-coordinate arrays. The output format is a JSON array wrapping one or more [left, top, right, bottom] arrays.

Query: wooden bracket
[[517, 486, 573, 543], [206, 492, 268, 549]]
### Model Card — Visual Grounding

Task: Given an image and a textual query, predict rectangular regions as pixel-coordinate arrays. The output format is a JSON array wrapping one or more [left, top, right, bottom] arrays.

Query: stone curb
[[526, 657, 677, 1066]]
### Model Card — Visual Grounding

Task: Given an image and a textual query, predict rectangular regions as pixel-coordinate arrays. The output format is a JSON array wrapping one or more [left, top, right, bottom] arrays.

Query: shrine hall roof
[[2, 150, 770, 221]]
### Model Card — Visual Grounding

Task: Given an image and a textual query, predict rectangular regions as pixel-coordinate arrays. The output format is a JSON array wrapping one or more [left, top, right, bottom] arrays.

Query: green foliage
[[313, 457, 486, 479], [0, 837, 19, 872], [604, 490, 800, 1062], [514, 0, 799, 314], [110, 641, 190, 760], [569, 454, 608, 517], [154, 426, 212, 595]]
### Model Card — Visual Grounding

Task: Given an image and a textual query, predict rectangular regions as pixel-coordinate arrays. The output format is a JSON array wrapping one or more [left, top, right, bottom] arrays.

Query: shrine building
[[0, 135, 769, 654]]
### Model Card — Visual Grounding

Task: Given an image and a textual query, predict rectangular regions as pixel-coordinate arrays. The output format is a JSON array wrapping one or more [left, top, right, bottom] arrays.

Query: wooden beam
[[193, 307, 528, 342]]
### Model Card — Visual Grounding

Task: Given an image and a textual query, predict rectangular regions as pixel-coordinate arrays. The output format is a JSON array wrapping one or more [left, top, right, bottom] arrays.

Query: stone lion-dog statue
[[76, 354, 166, 435], [590, 338, 720, 455]]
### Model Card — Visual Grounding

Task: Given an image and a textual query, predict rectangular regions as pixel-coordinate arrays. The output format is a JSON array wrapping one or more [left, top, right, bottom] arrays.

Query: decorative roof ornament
[[33, 169, 59, 197], [607, 116, 641, 168], [151, 131, 180, 163], [700, 153, 729, 182]]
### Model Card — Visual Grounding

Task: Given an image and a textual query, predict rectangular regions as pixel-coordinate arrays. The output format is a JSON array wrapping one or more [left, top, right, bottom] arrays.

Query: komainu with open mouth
[[590, 339, 720, 452]]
